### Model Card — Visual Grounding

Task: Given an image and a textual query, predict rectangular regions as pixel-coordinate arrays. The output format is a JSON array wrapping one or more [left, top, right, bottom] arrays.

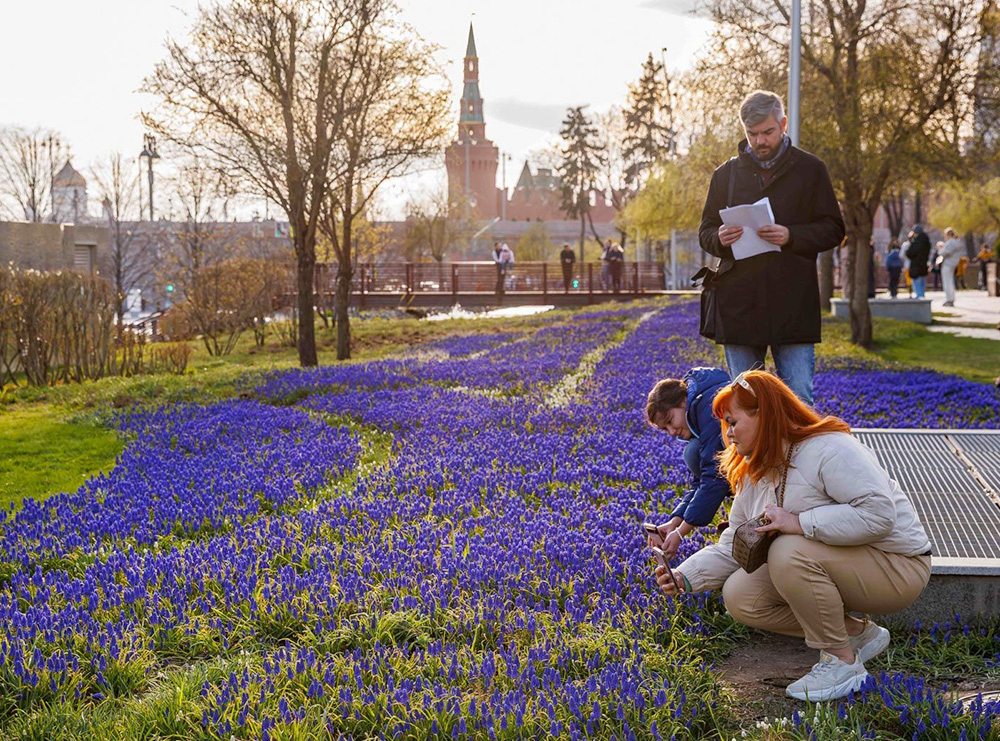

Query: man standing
[[698, 90, 844, 406], [905, 225, 931, 298], [560, 242, 576, 292]]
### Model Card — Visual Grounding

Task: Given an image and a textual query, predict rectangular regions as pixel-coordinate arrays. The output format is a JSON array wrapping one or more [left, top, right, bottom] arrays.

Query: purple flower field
[[0, 298, 997, 739]]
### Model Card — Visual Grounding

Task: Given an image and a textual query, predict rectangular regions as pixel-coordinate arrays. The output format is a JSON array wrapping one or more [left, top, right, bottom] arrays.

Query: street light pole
[[788, 0, 802, 144], [139, 134, 161, 221]]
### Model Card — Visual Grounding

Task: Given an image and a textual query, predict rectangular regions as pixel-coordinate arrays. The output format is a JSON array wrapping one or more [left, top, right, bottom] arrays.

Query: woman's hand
[[755, 506, 803, 536], [654, 565, 686, 597]]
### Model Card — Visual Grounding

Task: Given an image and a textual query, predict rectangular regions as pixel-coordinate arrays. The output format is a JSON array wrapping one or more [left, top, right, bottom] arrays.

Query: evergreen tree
[[623, 53, 676, 186], [558, 106, 606, 262]]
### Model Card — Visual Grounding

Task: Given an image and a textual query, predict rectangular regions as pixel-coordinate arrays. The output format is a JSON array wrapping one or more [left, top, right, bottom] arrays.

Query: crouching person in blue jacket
[[645, 367, 732, 557]]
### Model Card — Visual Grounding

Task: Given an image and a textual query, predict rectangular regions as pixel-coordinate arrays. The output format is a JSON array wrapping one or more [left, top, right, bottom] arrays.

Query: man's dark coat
[[698, 141, 845, 346]]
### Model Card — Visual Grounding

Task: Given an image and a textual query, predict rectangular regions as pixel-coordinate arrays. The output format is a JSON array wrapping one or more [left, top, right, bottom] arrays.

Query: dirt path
[[714, 632, 818, 725]]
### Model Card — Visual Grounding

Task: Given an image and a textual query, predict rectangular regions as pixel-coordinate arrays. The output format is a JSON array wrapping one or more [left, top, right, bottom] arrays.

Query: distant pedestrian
[[931, 241, 944, 292], [499, 243, 515, 292], [900, 233, 914, 298], [600, 239, 612, 291], [560, 243, 576, 292], [492, 242, 504, 295], [957, 255, 969, 290], [940, 228, 963, 307], [975, 243, 993, 290], [608, 242, 625, 293], [905, 225, 931, 298], [885, 238, 903, 299]]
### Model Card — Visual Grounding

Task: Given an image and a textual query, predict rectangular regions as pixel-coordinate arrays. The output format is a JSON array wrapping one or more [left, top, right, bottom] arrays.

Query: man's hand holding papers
[[718, 197, 789, 260]]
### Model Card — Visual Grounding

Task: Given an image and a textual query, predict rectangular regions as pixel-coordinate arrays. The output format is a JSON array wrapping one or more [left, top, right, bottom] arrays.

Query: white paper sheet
[[719, 197, 781, 260]]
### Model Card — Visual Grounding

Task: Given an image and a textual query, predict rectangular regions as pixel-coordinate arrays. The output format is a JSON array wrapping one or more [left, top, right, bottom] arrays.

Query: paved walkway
[[918, 289, 1000, 341]]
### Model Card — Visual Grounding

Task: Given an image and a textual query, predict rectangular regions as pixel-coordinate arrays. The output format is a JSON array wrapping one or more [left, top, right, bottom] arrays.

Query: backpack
[[886, 249, 903, 270]]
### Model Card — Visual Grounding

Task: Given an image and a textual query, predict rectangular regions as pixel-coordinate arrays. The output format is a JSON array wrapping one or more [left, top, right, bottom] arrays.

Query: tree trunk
[[296, 235, 318, 367], [578, 216, 585, 264], [848, 225, 874, 348], [819, 249, 834, 312], [336, 216, 353, 361]]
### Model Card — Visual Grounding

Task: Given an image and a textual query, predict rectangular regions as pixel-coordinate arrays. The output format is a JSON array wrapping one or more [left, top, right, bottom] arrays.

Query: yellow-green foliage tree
[[516, 223, 555, 262], [930, 179, 1000, 250]]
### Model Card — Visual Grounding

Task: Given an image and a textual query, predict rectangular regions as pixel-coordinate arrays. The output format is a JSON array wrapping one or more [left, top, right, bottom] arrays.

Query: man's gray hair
[[740, 90, 785, 127]]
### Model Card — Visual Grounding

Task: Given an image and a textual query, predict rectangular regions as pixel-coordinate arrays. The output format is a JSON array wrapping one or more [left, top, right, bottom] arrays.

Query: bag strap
[[777, 442, 795, 508], [726, 157, 738, 208]]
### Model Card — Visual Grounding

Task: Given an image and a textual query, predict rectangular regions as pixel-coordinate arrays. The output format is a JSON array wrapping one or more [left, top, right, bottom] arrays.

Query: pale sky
[[0, 0, 714, 219]]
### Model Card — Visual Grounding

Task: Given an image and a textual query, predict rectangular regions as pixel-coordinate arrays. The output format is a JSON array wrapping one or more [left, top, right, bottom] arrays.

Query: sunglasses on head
[[732, 372, 757, 397]]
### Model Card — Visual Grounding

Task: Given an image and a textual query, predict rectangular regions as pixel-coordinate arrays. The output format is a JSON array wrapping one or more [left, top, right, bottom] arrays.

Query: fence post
[[452, 263, 459, 305], [542, 263, 548, 301], [633, 262, 639, 295], [588, 263, 594, 304], [359, 263, 367, 309]]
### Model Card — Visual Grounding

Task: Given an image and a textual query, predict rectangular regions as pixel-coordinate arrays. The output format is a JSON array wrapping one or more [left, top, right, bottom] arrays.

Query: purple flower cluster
[[0, 298, 996, 737]]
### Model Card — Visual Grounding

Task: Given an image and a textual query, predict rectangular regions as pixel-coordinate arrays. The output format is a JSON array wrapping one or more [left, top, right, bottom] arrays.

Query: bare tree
[[0, 127, 67, 222], [144, 0, 391, 367], [403, 188, 470, 262], [92, 153, 150, 331], [594, 107, 633, 247], [558, 106, 606, 263], [318, 14, 450, 360]]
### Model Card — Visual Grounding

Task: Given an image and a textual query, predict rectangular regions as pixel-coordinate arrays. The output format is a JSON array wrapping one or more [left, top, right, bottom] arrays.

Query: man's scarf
[[747, 134, 791, 169]]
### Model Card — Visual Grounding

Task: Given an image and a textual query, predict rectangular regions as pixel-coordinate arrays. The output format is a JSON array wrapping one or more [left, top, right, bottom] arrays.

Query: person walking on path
[[645, 368, 733, 559], [905, 225, 932, 298], [885, 238, 903, 299], [975, 243, 994, 290], [654, 371, 932, 702], [940, 228, 965, 306], [560, 243, 576, 292], [698, 90, 845, 406], [608, 241, 625, 293]]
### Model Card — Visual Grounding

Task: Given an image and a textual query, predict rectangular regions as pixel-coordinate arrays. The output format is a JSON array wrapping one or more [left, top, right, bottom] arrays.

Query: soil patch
[[715, 632, 817, 725]]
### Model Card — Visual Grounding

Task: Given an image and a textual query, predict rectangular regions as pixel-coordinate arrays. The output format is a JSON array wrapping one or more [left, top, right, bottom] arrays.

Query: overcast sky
[[1, 0, 714, 219]]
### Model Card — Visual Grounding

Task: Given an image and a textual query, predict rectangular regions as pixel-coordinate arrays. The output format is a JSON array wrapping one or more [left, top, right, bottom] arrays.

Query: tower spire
[[466, 22, 477, 57], [459, 22, 485, 139]]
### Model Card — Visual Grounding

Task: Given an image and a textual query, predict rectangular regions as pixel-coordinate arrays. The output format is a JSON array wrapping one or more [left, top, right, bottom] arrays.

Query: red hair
[[711, 370, 851, 491]]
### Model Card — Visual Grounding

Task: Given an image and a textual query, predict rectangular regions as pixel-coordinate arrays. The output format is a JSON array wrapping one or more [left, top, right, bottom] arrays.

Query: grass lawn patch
[[0, 408, 123, 509], [821, 315, 1000, 384]]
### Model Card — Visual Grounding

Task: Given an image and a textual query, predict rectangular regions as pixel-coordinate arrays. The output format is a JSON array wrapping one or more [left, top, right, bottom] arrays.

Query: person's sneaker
[[785, 651, 868, 701], [850, 620, 890, 663]]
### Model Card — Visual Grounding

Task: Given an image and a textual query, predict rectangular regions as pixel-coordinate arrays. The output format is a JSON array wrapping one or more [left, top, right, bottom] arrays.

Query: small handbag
[[732, 443, 795, 573]]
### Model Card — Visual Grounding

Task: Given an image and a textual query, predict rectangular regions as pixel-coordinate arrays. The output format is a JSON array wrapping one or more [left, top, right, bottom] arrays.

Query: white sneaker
[[850, 620, 890, 663], [785, 651, 869, 701]]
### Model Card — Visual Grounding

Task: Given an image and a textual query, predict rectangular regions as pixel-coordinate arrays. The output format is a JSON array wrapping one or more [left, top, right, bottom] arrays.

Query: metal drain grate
[[854, 430, 1000, 560]]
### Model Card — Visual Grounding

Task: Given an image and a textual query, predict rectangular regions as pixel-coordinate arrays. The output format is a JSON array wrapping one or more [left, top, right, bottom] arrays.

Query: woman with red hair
[[654, 370, 932, 702]]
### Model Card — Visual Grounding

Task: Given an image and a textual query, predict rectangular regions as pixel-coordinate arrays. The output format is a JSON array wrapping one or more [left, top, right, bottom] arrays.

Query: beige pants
[[721, 535, 932, 651]]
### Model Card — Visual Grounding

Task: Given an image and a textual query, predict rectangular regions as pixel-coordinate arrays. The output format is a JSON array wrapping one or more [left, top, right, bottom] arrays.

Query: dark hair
[[645, 378, 688, 425]]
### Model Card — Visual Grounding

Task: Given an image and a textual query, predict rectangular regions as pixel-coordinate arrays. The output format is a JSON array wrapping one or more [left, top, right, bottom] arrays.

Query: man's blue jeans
[[724, 343, 816, 407], [912, 276, 926, 298]]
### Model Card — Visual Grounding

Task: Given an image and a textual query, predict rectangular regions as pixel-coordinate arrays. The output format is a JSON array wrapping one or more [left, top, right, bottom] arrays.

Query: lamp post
[[501, 151, 511, 221], [788, 0, 802, 144], [139, 134, 160, 221]]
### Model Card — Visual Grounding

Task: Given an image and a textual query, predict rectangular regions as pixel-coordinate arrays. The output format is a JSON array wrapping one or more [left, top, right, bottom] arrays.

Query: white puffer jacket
[[679, 431, 932, 593]]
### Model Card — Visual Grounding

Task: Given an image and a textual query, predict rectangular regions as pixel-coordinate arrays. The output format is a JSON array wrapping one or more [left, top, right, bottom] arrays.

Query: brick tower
[[445, 23, 500, 220]]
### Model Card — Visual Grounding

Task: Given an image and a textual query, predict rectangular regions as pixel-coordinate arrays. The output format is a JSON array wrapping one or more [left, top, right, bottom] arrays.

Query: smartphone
[[642, 522, 660, 537], [651, 546, 682, 592]]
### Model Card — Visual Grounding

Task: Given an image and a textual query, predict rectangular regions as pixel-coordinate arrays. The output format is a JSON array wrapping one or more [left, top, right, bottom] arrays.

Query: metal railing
[[314, 261, 669, 297]]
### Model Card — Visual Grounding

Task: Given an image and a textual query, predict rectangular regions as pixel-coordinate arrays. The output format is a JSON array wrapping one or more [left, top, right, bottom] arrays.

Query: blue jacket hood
[[683, 367, 731, 435]]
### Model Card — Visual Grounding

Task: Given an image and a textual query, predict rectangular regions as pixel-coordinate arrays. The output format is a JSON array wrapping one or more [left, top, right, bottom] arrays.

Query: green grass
[[0, 408, 123, 509], [820, 315, 1000, 384]]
